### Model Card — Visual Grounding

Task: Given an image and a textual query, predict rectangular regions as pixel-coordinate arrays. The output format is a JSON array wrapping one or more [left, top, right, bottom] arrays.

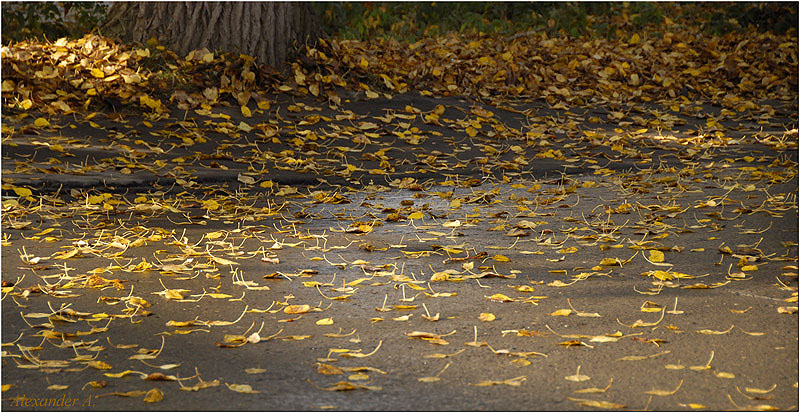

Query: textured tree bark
[[101, 2, 317, 68]]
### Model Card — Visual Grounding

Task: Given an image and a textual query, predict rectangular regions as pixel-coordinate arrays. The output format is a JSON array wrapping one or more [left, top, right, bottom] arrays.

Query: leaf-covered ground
[[1, 20, 798, 411]]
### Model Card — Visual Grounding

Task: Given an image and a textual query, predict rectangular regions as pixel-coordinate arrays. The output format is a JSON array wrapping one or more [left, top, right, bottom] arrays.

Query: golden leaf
[[486, 293, 513, 302], [645, 379, 683, 396], [245, 368, 267, 374], [226, 383, 259, 393], [568, 398, 626, 409], [478, 313, 495, 322], [143, 388, 164, 403], [550, 309, 572, 316], [88, 360, 112, 370], [648, 250, 665, 263]]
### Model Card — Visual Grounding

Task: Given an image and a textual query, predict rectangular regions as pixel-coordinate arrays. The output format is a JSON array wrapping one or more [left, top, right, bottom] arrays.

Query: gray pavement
[[1, 91, 798, 410]]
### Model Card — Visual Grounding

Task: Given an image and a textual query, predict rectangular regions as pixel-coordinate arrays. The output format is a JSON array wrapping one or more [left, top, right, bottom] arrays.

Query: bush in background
[[2, 2, 108, 44]]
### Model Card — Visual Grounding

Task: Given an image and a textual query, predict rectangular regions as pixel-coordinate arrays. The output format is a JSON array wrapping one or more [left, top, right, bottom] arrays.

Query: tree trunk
[[101, 2, 317, 69]]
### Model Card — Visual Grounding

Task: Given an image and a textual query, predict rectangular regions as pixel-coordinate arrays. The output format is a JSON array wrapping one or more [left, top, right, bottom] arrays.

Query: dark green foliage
[[693, 2, 798, 35], [2, 1, 107, 44], [312, 2, 797, 42]]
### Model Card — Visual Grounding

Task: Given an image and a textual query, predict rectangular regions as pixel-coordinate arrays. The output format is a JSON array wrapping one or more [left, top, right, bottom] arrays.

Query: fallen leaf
[[645, 379, 683, 396], [565, 366, 590, 382], [478, 312, 495, 322], [568, 397, 626, 409], [143, 388, 164, 403], [550, 309, 572, 316], [474, 376, 527, 387], [226, 383, 259, 394]]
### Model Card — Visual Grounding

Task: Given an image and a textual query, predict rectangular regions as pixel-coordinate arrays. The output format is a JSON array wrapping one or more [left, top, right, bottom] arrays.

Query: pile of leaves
[[2, 7, 797, 117], [313, 26, 796, 107], [0, 35, 285, 117]]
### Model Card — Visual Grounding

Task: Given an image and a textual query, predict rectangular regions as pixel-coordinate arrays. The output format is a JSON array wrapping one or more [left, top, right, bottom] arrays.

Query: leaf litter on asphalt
[[1, 6, 797, 409]]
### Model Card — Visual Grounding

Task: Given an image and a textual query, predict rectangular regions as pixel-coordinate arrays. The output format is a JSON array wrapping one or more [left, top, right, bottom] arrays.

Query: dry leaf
[[226, 383, 259, 394], [565, 366, 590, 382], [478, 312, 496, 322], [645, 379, 683, 396], [568, 398, 626, 409], [143, 388, 164, 403]]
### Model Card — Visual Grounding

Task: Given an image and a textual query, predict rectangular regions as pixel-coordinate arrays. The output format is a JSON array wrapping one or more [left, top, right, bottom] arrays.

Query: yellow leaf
[[652, 270, 674, 280], [316, 318, 334, 326], [418, 376, 440, 383], [143, 388, 164, 403], [512, 285, 535, 292], [212, 256, 238, 266], [486, 293, 513, 302], [53, 248, 80, 260], [163, 289, 183, 300], [478, 313, 495, 322], [574, 378, 613, 394], [91, 68, 105, 78], [241, 105, 252, 118], [12, 186, 32, 197], [34, 117, 50, 128], [284, 304, 311, 314], [550, 309, 572, 316], [645, 380, 682, 396], [245, 368, 267, 374], [569, 398, 626, 409], [104, 370, 140, 378], [648, 250, 665, 263], [589, 335, 619, 343], [696, 324, 734, 335], [745, 384, 777, 394], [226, 383, 259, 393], [630, 33, 641, 44], [88, 360, 112, 370], [359, 56, 369, 70], [408, 212, 424, 220], [492, 254, 510, 262], [600, 257, 620, 266]]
